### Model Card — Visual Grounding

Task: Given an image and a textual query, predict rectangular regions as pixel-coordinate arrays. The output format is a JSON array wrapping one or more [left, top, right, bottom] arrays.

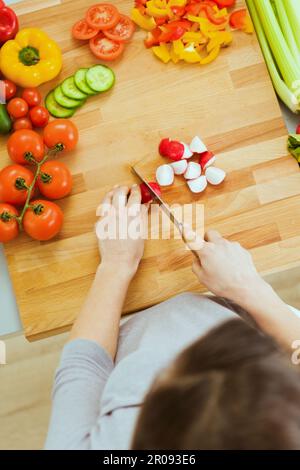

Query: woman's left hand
[[96, 185, 149, 279]]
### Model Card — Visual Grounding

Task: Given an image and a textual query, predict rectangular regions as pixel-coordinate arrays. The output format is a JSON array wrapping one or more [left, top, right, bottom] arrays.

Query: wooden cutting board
[[1, 0, 299, 341]]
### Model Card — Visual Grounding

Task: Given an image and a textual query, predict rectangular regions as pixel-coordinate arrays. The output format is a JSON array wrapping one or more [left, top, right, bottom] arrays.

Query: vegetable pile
[[131, 0, 253, 65], [45, 65, 115, 118], [0, 119, 78, 243], [247, 0, 300, 113], [72, 3, 135, 61], [142, 135, 226, 202]]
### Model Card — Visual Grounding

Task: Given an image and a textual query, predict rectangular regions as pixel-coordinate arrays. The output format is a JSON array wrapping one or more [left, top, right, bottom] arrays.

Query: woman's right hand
[[183, 227, 266, 303]]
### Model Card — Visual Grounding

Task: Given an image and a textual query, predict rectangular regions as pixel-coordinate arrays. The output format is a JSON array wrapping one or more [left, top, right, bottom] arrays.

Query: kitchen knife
[[131, 166, 199, 257]]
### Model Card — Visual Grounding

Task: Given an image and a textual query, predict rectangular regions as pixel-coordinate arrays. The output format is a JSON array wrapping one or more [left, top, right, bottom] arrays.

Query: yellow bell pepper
[[131, 8, 156, 31], [172, 39, 185, 57], [0, 28, 62, 88], [207, 31, 232, 52], [169, 44, 181, 64], [168, 0, 187, 6], [200, 45, 220, 65], [243, 16, 254, 34], [181, 43, 202, 63], [152, 44, 171, 63], [182, 31, 207, 44], [146, 0, 169, 18]]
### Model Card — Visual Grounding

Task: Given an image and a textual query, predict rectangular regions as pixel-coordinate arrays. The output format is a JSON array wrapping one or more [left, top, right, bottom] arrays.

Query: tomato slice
[[103, 14, 135, 42], [89, 33, 125, 61], [86, 4, 120, 31], [72, 19, 99, 40]]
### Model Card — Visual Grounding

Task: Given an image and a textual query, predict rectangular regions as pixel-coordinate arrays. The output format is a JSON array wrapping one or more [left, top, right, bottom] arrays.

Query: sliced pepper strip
[[182, 31, 207, 44], [207, 30, 232, 51], [131, 8, 156, 30], [146, 0, 169, 18], [170, 43, 181, 63], [152, 43, 171, 62], [200, 44, 220, 64], [172, 38, 185, 56], [181, 42, 202, 63]]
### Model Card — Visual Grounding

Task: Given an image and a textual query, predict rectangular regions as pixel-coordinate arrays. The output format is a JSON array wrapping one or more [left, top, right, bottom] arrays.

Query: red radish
[[187, 176, 207, 194], [140, 182, 161, 203], [205, 167, 226, 185], [159, 138, 171, 157], [166, 141, 185, 161], [181, 142, 193, 159], [184, 162, 201, 180], [296, 124, 300, 134], [190, 136, 207, 154], [170, 159, 188, 175], [199, 151, 216, 170], [156, 164, 174, 186]]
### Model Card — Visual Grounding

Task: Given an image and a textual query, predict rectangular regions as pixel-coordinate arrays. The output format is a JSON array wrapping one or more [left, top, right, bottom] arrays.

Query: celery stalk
[[253, 0, 300, 95], [247, 0, 299, 113], [283, 0, 300, 52], [273, 0, 300, 70]]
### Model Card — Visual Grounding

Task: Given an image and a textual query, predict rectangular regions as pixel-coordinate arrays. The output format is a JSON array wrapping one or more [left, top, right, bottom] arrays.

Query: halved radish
[[199, 151, 216, 170], [181, 142, 193, 159], [170, 159, 188, 175], [190, 136, 207, 154], [156, 164, 174, 186], [187, 176, 207, 193], [184, 162, 201, 180], [205, 167, 226, 185], [158, 138, 184, 161]]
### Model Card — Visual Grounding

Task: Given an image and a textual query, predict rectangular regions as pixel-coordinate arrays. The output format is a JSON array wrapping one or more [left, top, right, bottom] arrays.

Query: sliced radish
[[187, 175, 207, 194], [140, 182, 161, 204], [159, 138, 171, 157], [181, 142, 193, 159], [184, 162, 201, 180], [156, 164, 174, 186], [190, 136, 207, 154], [170, 159, 188, 175], [205, 167, 226, 185], [199, 151, 216, 170], [166, 141, 185, 161]]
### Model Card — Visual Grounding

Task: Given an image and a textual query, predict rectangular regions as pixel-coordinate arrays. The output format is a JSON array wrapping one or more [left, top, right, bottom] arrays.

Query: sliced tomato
[[72, 18, 99, 40], [229, 9, 247, 30], [104, 14, 135, 42], [86, 4, 120, 31], [89, 33, 125, 61]]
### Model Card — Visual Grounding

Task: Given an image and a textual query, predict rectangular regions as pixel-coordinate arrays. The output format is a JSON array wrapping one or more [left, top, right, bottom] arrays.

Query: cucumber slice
[[45, 91, 76, 118], [75, 69, 97, 96], [61, 76, 88, 100], [54, 86, 84, 108], [86, 65, 115, 93]]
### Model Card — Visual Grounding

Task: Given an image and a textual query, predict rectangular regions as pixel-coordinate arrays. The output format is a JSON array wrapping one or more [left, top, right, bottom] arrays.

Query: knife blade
[[131, 166, 199, 257]]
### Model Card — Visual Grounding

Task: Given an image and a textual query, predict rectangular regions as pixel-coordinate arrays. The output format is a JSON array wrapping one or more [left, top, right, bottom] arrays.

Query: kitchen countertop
[[0, 0, 299, 338]]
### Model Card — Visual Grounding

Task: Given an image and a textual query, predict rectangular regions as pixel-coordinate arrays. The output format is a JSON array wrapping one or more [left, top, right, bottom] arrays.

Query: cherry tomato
[[21, 88, 42, 107], [0, 164, 34, 206], [7, 130, 45, 164], [140, 182, 161, 204], [23, 199, 64, 241], [89, 33, 124, 61], [72, 18, 99, 40], [29, 106, 49, 128], [104, 14, 135, 42], [0, 203, 19, 243], [13, 117, 33, 131], [38, 161, 72, 200], [86, 4, 120, 30], [7, 98, 29, 119], [3, 79, 17, 101], [43, 119, 79, 152]]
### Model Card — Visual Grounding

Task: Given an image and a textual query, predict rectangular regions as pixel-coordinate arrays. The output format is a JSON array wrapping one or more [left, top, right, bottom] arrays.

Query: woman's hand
[[96, 185, 149, 280], [183, 227, 265, 303]]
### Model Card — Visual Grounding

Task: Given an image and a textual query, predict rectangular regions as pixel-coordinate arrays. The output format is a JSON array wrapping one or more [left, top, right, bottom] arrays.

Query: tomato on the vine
[[7, 130, 45, 164], [0, 203, 19, 243], [0, 164, 34, 206], [13, 117, 32, 131], [43, 119, 79, 152], [38, 161, 72, 200], [7, 98, 28, 119], [3, 79, 17, 101], [23, 199, 64, 241], [21, 88, 42, 107], [29, 106, 49, 128]]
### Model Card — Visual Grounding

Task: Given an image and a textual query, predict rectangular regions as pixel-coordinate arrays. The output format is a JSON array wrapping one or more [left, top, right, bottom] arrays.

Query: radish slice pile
[[156, 135, 226, 195]]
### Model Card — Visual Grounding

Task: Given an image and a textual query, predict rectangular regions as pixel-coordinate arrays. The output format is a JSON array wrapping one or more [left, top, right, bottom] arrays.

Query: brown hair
[[132, 319, 300, 450]]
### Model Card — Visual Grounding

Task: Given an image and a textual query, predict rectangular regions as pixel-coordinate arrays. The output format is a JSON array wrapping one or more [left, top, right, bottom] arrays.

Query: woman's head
[[132, 319, 300, 450]]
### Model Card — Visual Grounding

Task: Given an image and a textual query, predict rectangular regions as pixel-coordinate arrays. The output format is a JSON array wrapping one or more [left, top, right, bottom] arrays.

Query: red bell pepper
[[214, 0, 235, 7], [144, 27, 161, 47], [159, 24, 185, 42], [200, 3, 228, 26], [0, 0, 19, 46]]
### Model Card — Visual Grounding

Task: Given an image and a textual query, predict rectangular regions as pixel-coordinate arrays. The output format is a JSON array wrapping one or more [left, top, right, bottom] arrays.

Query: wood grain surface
[[1, 0, 298, 341]]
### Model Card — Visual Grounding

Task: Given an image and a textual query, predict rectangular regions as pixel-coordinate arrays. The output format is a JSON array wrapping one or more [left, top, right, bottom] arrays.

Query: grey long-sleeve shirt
[[45, 293, 243, 450]]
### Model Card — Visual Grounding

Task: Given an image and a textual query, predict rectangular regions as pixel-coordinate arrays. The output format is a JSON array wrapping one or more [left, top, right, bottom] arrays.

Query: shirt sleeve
[[45, 338, 114, 450]]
